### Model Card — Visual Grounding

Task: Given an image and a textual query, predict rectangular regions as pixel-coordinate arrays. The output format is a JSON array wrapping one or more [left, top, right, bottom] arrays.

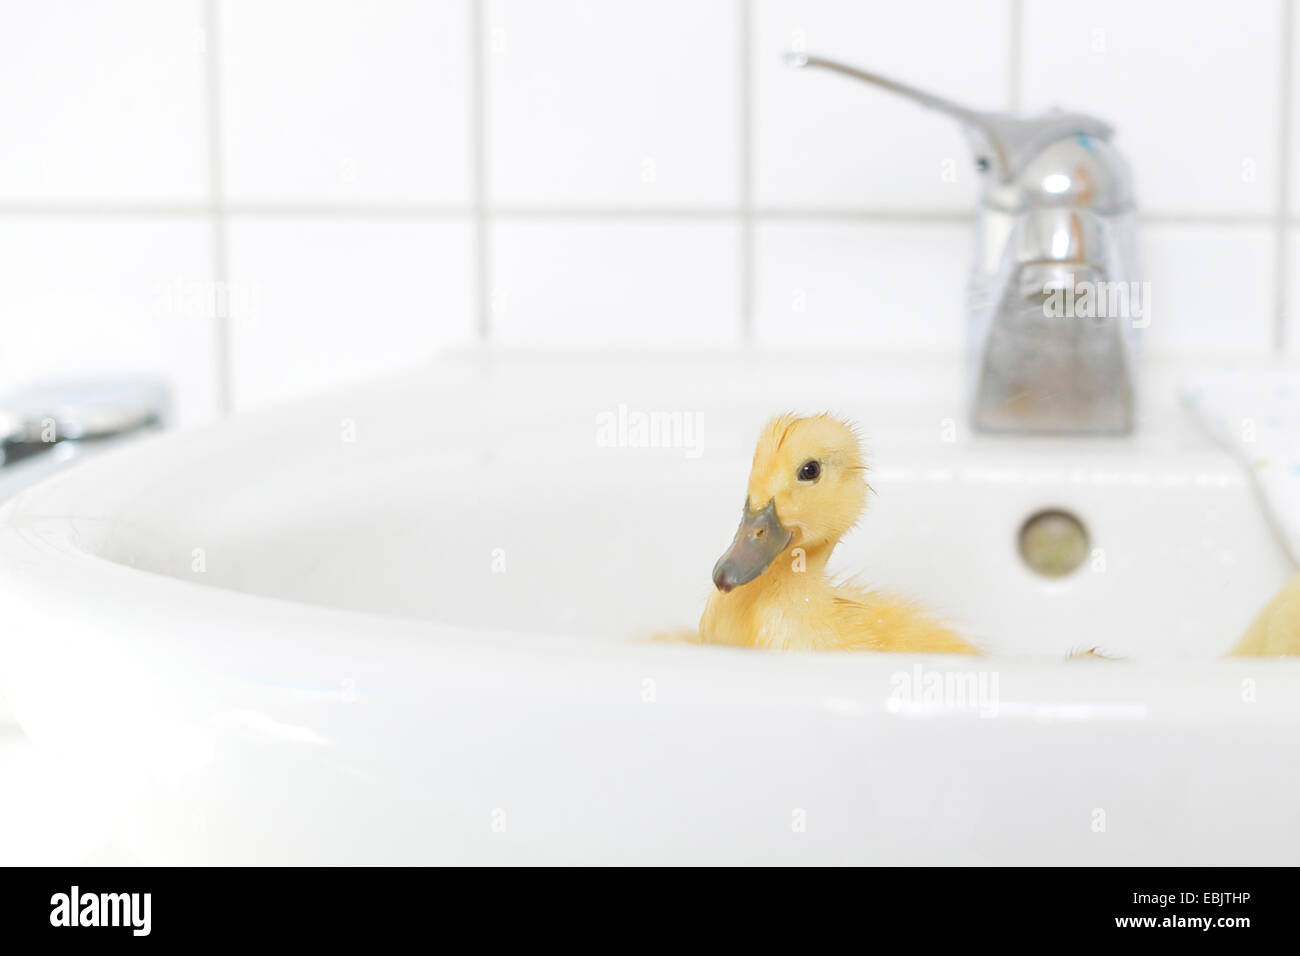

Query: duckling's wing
[[828, 582, 979, 655]]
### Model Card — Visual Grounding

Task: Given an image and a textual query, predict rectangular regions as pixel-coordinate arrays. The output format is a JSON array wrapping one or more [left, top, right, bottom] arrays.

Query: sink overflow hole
[[1017, 509, 1090, 578]]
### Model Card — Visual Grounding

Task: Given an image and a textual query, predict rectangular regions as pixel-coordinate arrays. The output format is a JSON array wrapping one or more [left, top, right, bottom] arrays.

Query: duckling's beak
[[712, 499, 793, 592]]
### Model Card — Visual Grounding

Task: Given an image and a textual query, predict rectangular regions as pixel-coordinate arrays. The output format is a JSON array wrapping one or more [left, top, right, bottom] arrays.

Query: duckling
[[696, 413, 978, 654], [1230, 571, 1300, 657]]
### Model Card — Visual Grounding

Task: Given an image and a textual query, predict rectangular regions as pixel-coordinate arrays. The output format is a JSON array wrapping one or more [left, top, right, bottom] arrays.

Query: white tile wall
[[754, 222, 968, 347], [1, 0, 1297, 426], [491, 221, 741, 346], [1142, 225, 1277, 353], [219, 0, 472, 203], [226, 219, 475, 410], [0, 0, 208, 202], [487, 0, 739, 206]]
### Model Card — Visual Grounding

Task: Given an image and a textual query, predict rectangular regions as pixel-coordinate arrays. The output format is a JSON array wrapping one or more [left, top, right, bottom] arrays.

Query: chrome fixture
[[787, 53, 1141, 434], [0, 380, 169, 499]]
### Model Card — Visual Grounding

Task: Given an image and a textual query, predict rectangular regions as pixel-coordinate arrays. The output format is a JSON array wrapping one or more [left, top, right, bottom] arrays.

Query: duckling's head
[[712, 413, 867, 592]]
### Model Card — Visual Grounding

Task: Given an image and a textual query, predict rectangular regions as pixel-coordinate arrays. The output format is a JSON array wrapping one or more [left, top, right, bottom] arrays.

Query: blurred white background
[[0, 0, 1293, 428]]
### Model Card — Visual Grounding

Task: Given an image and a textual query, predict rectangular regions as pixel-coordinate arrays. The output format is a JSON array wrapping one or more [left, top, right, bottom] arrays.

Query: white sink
[[1, 351, 1297, 864]]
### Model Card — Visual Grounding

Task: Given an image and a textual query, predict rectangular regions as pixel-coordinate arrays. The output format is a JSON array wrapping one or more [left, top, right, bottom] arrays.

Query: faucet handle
[[785, 52, 1113, 183]]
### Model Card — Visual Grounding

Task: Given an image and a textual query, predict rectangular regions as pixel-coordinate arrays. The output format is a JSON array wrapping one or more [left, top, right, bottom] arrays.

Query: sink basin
[[1, 351, 1297, 864]]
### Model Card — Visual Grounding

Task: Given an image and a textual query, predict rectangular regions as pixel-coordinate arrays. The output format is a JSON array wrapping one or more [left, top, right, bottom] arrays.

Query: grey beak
[[711, 499, 793, 592]]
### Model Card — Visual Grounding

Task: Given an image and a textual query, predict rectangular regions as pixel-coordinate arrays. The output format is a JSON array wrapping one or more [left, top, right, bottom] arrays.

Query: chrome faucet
[[0, 380, 169, 498], [787, 53, 1141, 434]]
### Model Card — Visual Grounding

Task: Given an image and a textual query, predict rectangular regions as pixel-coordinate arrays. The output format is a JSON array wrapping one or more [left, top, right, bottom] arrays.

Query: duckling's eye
[[797, 460, 821, 482]]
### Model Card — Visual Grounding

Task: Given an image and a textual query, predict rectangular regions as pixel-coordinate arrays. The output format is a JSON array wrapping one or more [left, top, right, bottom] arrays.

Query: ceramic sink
[[0, 351, 1297, 864]]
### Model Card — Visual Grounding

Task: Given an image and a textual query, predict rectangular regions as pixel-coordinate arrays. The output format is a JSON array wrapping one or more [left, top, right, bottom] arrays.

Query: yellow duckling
[[1230, 571, 1300, 657], [696, 413, 977, 654]]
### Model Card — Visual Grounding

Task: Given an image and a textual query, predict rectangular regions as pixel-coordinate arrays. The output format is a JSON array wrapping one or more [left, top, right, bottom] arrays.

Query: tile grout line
[[470, 0, 491, 343], [1275, 0, 1294, 354], [1008, 0, 1023, 112], [0, 203, 1289, 227], [201, 0, 232, 417], [739, 0, 754, 345], [0, 202, 473, 217]]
